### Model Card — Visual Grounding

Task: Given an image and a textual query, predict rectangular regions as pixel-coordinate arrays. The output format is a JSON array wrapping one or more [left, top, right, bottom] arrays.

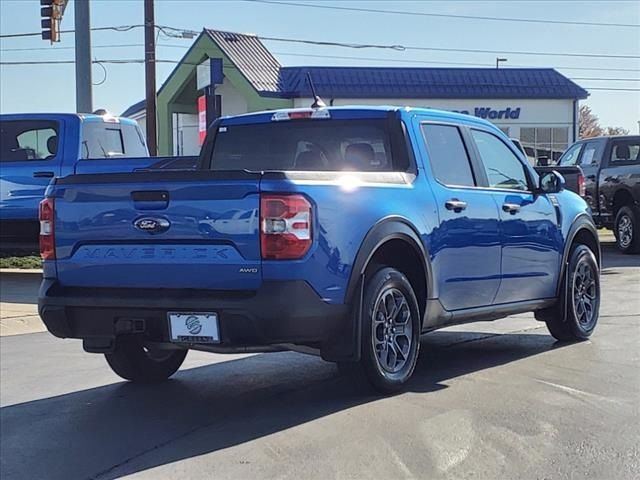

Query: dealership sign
[[450, 107, 521, 120]]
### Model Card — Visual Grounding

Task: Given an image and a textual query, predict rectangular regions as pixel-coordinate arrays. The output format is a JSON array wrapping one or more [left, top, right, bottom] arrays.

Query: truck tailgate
[[53, 171, 262, 290]]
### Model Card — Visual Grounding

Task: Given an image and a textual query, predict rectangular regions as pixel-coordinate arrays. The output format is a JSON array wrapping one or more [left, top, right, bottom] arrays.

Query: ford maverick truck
[[37, 107, 601, 392]]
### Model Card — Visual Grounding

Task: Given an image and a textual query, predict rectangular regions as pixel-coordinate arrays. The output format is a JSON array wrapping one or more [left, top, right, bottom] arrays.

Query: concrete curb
[[0, 268, 43, 275]]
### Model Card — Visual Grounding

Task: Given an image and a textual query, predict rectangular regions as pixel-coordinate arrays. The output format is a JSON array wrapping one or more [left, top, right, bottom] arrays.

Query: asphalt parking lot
[[1, 242, 639, 480]]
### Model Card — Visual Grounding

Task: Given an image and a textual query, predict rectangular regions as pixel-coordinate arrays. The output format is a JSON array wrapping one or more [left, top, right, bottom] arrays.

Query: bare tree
[[603, 126, 630, 136], [579, 105, 629, 138], [579, 105, 603, 138]]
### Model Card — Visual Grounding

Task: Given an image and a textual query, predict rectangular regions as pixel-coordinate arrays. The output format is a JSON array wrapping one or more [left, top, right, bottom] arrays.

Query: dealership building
[[122, 29, 589, 161]]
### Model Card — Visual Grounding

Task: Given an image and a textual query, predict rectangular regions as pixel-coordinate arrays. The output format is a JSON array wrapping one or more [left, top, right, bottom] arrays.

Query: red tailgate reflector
[[260, 194, 312, 260], [39, 197, 55, 260], [578, 172, 586, 197]]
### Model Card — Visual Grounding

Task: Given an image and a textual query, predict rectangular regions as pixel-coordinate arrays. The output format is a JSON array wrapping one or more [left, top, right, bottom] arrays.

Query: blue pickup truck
[[37, 106, 601, 392], [0, 113, 195, 245]]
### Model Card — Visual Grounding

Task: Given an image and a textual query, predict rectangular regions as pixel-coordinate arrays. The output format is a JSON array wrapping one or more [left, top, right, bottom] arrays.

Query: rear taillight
[[39, 197, 55, 260], [578, 173, 586, 197], [260, 194, 312, 260]]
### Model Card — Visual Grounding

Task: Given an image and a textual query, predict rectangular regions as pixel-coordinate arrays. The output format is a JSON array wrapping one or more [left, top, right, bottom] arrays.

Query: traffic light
[[41, 0, 67, 43]]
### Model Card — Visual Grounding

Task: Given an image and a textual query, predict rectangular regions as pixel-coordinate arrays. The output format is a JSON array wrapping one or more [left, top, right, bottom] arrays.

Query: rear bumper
[[38, 280, 354, 360]]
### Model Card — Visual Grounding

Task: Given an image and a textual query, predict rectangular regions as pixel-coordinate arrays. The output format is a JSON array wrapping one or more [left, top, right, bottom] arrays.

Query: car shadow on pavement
[[0, 272, 40, 306], [0, 329, 564, 480], [601, 241, 640, 270]]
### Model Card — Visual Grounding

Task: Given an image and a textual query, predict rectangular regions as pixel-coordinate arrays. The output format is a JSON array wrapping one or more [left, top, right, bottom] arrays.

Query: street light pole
[[144, 0, 157, 155], [74, 0, 92, 113]]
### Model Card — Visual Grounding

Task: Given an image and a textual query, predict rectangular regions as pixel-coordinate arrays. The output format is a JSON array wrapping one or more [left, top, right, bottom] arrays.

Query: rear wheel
[[105, 336, 187, 383], [544, 244, 600, 341], [614, 206, 640, 254], [339, 267, 421, 393]]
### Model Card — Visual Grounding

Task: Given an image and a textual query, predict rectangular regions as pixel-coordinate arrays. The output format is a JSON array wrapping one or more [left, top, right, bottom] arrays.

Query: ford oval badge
[[134, 217, 170, 234]]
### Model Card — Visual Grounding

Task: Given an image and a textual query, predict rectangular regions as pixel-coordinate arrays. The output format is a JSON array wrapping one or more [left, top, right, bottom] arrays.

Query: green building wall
[[155, 33, 291, 155]]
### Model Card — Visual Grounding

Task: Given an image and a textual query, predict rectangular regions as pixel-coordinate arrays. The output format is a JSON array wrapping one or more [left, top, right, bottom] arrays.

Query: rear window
[[209, 119, 405, 171], [81, 122, 147, 159], [0, 120, 59, 161]]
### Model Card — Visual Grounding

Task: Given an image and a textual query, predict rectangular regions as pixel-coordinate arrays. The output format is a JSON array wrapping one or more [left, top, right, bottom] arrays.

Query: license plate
[[168, 312, 220, 344]]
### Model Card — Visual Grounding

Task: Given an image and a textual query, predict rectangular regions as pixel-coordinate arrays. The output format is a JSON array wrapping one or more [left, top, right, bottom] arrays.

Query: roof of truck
[[0, 112, 139, 126], [218, 105, 497, 130]]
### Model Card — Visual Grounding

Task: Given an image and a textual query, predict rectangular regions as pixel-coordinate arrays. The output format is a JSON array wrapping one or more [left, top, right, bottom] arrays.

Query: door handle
[[33, 171, 54, 178], [502, 203, 521, 214], [444, 199, 467, 213]]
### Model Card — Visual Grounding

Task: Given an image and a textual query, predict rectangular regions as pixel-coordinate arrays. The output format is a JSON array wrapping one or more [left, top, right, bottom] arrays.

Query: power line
[[271, 51, 640, 73], [245, 0, 640, 28], [2, 59, 640, 91], [585, 87, 640, 91], [0, 44, 145, 52], [4, 43, 638, 74], [257, 33, 640, 59], [0, 24, 144, 39], [0, 59, 231, 67], [3, 23, 638, 59], [571, 77, 640, 82]]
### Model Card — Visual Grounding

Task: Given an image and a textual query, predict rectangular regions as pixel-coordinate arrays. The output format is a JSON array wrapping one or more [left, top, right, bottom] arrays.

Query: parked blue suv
[[38, 107, 601, 392]]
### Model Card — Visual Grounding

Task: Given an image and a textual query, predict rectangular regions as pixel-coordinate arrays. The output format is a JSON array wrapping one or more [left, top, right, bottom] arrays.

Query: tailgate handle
[[131, 190, 169, 210]]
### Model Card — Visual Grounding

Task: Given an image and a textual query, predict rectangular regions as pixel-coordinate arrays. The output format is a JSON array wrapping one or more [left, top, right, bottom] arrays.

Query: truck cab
[[557, 135, 640, 253], [0, 112, 195, 246]]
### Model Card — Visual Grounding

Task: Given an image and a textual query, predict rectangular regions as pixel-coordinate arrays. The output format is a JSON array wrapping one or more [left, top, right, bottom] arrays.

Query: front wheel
[[614, 206, 640, 254], [105, 336, 187, 383], [544, 244, 600, 341], [340, 267, 421, 393]]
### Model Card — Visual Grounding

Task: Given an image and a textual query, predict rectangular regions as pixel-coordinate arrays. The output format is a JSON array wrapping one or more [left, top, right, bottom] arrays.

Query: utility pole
[[74, 0, 92, 113], [496, 57, 507, 69], [144, 0, 158, 155]]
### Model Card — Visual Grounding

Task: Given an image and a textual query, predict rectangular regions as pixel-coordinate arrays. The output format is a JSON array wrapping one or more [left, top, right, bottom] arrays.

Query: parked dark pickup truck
[[511, 139, 585, 198], [554, 135, 640, 253]]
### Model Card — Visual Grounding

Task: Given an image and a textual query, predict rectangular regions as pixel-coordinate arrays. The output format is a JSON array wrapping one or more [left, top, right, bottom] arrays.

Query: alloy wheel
[[572, 259, 598, 328], [372, 288, 413, 373], [617, 214, 633, 249]]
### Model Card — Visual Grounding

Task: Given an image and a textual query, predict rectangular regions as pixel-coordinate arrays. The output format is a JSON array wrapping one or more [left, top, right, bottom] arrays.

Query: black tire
[[339, 267, 421, 393], [105, 336, 187, 383], [614, 206, 640, 254], [543, 244, 600, 341]]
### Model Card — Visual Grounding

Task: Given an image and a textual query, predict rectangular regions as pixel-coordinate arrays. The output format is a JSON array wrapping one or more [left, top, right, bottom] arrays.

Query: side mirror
[[538, 170, 565, 194]]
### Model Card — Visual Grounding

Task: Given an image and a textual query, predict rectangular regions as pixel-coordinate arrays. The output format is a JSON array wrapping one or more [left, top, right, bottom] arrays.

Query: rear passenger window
[[421, 124, 475, 187], [610, 141, 640, 164], [0, 120, 59, 161]]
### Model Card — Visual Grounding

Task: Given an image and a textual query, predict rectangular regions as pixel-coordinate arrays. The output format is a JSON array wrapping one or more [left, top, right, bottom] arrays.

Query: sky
[[0, 0, 639, 132]]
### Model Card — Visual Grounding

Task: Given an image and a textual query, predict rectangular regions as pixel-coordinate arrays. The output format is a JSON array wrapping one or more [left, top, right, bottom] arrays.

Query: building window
[[520, 127, 568, 164]]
